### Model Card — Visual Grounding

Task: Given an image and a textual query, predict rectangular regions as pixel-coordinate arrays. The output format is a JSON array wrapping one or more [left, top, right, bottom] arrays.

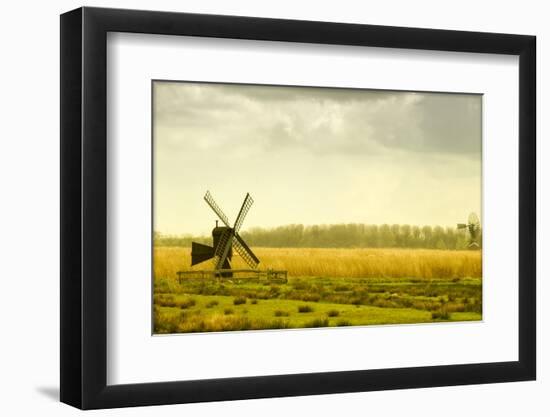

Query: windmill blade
[[233, 233, 259, 269], [191, 242, 214, 266], [204, 191, 231, 227], [213, 229, 233, 270], [468, 212, 480, 227], [233, 193, 253, 233]]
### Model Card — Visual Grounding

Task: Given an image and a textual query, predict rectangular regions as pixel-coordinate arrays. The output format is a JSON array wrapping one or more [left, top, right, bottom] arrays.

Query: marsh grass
[[155, 247, 481, 280]]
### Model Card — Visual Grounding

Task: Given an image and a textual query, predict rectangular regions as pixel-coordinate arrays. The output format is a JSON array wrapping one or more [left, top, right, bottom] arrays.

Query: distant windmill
[[457, 212, 481, 249], [191, 191, 260, 277]]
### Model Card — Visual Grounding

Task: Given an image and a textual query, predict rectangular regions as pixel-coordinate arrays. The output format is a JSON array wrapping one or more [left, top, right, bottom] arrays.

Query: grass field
[[153, 247, 482, 334]]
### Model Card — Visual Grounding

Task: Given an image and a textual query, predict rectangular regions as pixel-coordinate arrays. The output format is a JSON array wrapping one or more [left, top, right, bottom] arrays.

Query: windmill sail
[[191, 242, 214, 266], [234, 193, 253, 233], [204, 191, 231, 227], [233, 233, 259, 268]]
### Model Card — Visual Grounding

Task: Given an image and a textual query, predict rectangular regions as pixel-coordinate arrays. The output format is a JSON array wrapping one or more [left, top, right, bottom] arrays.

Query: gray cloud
[[154, 81, 481, 159]]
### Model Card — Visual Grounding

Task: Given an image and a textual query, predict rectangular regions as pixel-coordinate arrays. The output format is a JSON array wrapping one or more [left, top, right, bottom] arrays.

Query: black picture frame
[[60, 6, 536, 410]]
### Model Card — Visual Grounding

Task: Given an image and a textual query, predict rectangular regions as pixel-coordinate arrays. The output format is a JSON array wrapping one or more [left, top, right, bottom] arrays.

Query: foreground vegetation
[[153, 247, 482, 334]]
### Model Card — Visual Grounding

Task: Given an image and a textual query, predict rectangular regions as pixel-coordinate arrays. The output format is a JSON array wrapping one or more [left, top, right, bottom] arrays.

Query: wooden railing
[[176, 269, 288, 283]]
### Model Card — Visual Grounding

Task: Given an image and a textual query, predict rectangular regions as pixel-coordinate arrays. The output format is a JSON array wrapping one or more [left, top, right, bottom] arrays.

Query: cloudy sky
[[153, 81, 482, 236]]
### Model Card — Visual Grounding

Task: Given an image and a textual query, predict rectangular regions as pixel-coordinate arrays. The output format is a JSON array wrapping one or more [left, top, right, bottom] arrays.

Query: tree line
[[154, 223, 481, 250]]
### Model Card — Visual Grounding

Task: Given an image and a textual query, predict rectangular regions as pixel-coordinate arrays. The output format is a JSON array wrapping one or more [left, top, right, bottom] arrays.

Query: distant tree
[[411, 225, 421, 248], [379, 224, 395, 247], [421, 225, 433, 248], [435, 239, 447, 250], [155, 222, 481, 250], [400, 224, 412, 247], [364, 224, 379, 247]]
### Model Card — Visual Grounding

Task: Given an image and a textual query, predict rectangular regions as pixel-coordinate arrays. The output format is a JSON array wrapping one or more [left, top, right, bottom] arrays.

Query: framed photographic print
[[60, 6, 536, 409]]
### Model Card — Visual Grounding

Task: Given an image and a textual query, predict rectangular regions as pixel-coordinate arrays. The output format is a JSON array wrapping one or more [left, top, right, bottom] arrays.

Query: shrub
[[351, 298, 363, 306], [292, 279, 313, 291], [274, 310, 290, 317], [154, 277, 181, 294], [250, 299, 258, 304], [179, 314, 251, 332], [431, 309, 451, 320], [445, 303, 466, 313], [303, 318, 329, 328], [159, 300, 177, 308], [205, 300, 219, 308], [372, 298, 399, 309], [260, 319, 291, 329], [233, 296, 247, 305], [336, 320, 352, 327], [298, 305, 314, 313], [300, 293, 321, 302], [179, 298, 196, 309], [269, 286, 281, 297], [155, 294, 178, 307], [327, 310, 340, 317], [463, 298, 482, 314], [224, 308, 234, 315]]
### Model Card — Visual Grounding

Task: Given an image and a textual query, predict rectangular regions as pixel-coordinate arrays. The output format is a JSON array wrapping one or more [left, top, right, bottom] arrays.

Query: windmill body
[[457, 212, 481, 249], [191, 224, 233, 273]]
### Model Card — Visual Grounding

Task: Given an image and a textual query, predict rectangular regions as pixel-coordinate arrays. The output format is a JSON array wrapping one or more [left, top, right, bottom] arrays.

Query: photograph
[[152, 80, 483, 334], [53, 4, 538, 411]]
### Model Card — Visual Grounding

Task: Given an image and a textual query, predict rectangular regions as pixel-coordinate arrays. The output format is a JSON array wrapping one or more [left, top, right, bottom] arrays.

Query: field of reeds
[[154, 247, 482, 281], [153, 246, 482, 334]]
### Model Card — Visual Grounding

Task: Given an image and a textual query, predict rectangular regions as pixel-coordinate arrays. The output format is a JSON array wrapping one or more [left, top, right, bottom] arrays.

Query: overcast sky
[[153, 81, 482, 236]]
